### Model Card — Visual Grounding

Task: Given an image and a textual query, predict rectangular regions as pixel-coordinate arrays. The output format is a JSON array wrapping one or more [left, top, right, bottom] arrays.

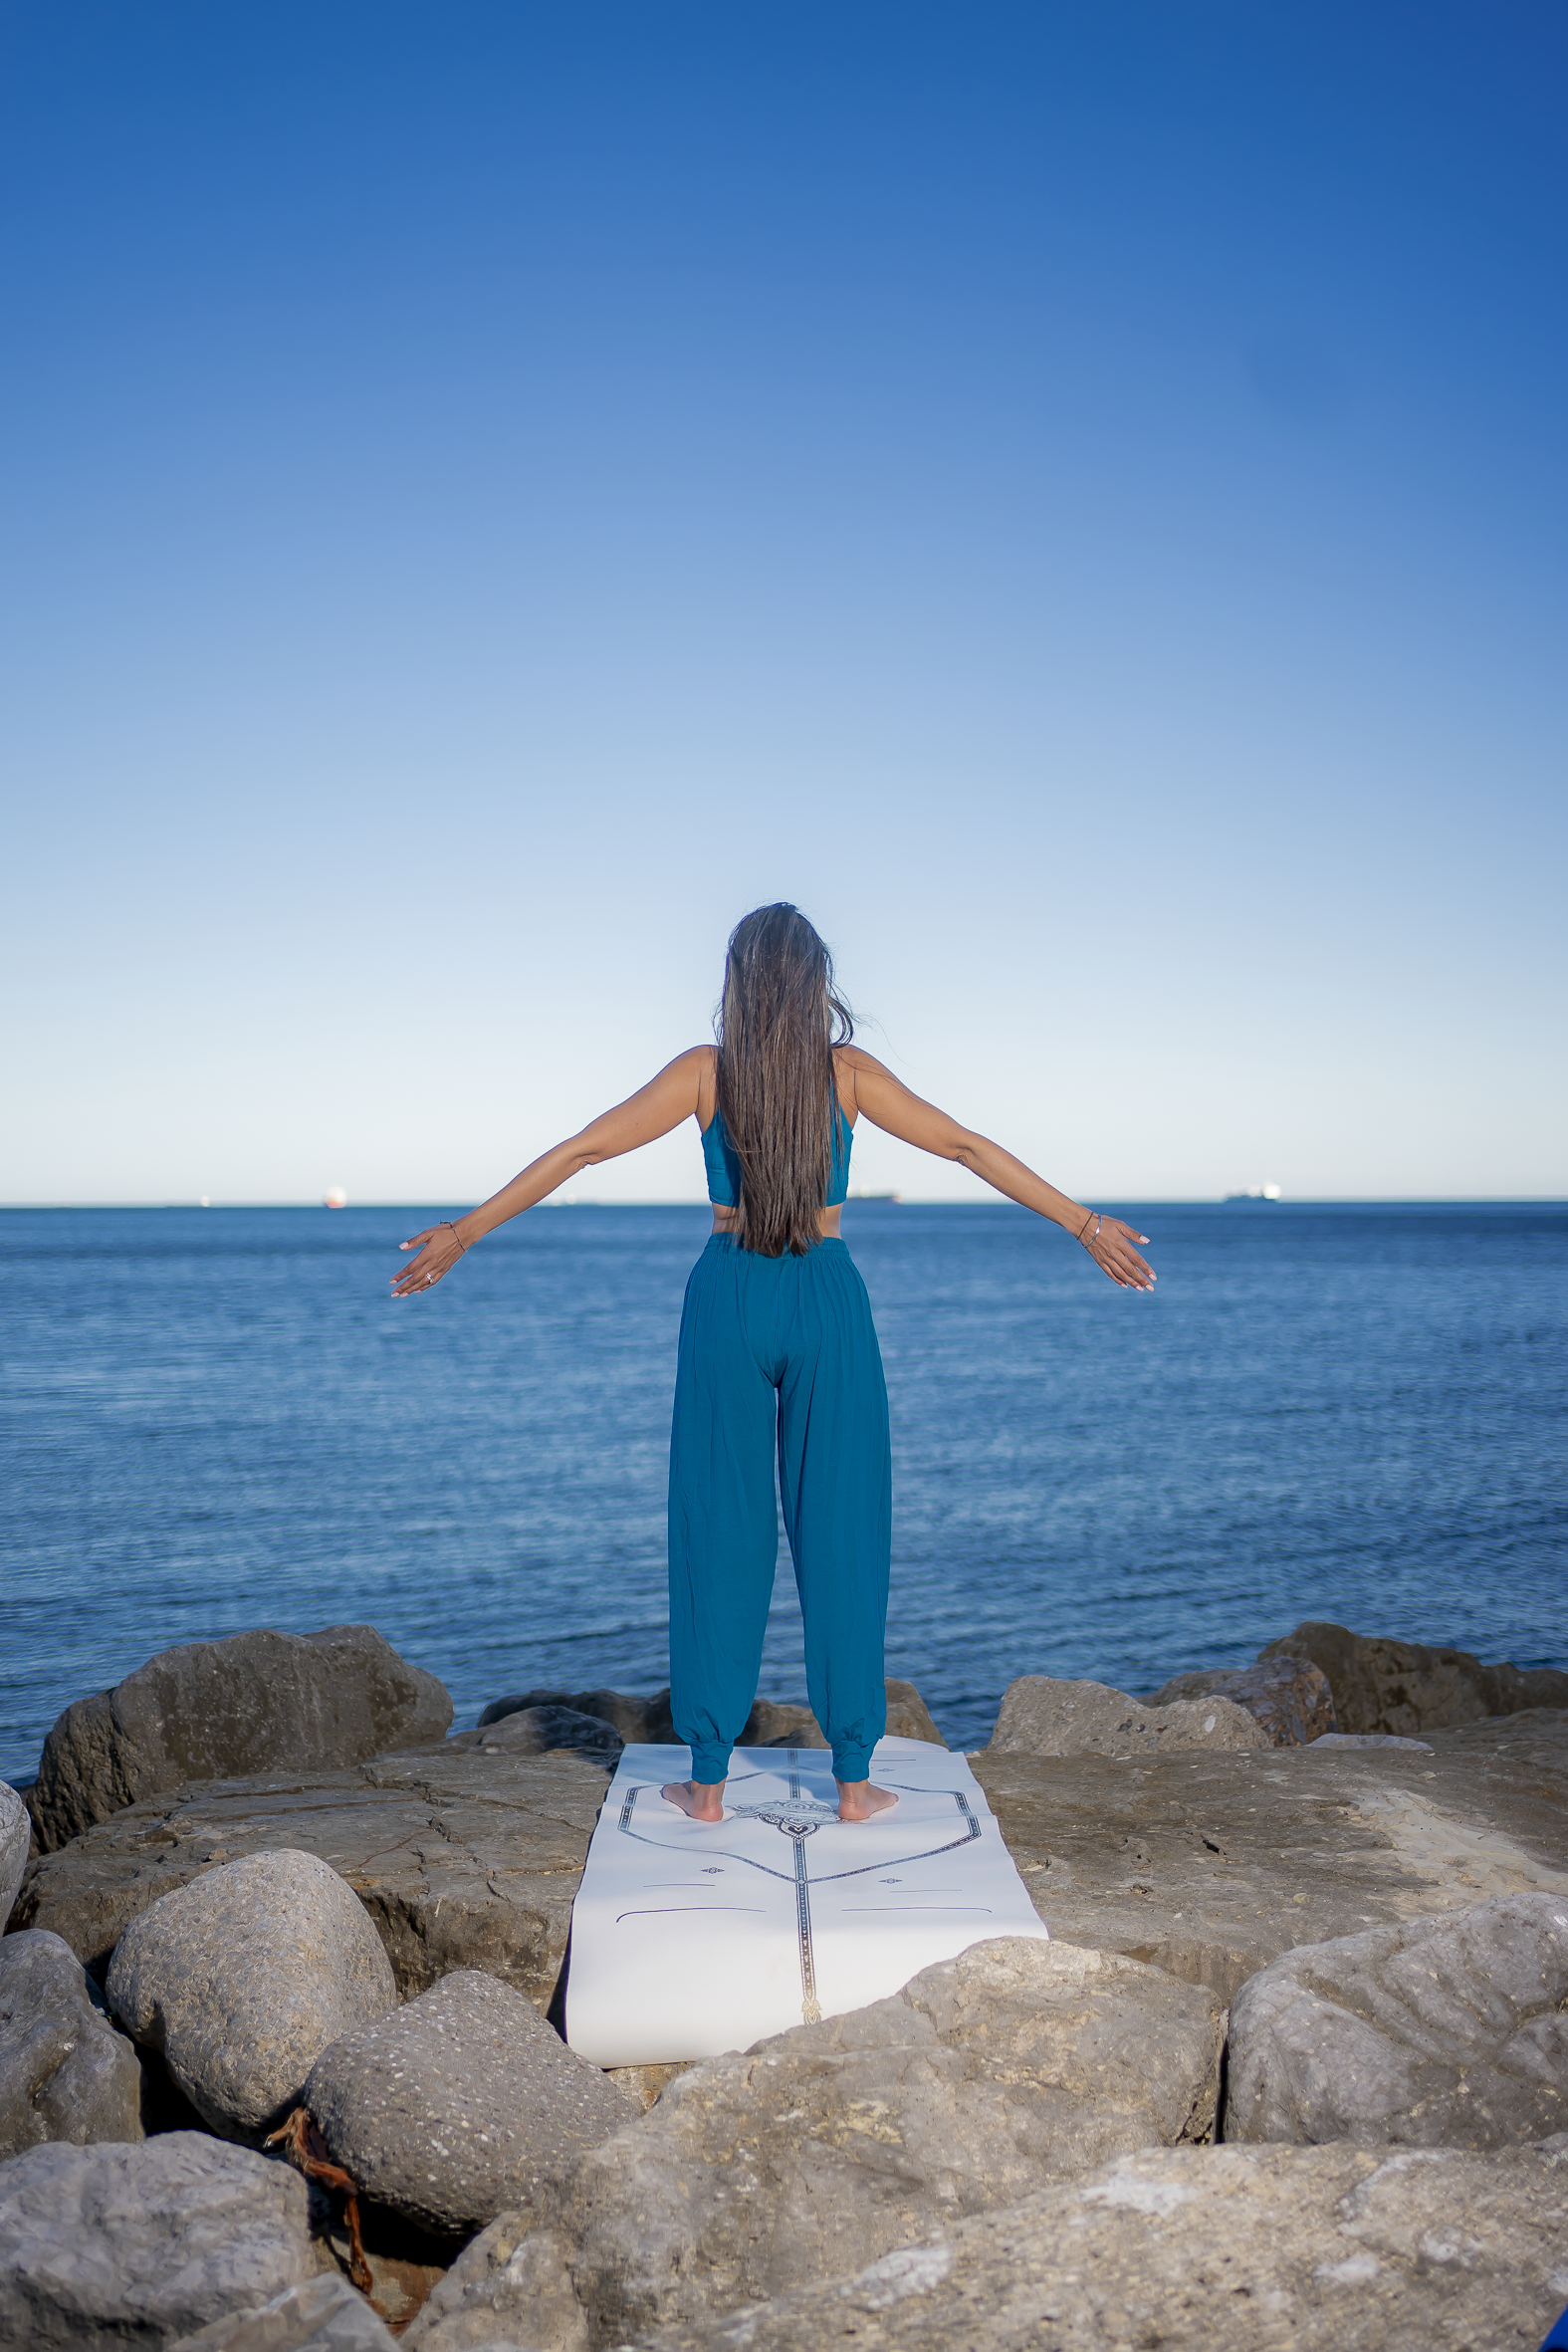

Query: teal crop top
[[702, 1100, 853, 1208]]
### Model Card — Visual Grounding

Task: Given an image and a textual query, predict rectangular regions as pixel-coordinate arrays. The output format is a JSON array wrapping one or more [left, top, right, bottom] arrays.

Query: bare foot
[[836, 1778, 899, 1823], [661, 1778, 726, 1822]]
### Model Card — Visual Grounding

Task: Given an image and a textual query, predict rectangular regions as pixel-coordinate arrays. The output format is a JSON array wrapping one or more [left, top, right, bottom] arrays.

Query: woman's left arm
[[844, 1049, 1156, 1292]]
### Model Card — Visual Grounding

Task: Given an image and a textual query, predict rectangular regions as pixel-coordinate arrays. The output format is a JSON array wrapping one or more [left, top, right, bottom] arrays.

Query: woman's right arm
[[843, 1048, 1156, 1292], [392, 1048, 708, 1295]]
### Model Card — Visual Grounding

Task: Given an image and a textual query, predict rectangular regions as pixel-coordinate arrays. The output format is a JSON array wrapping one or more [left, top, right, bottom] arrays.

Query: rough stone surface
[[972, 1711, 1568, 2002], [1225, 1890, 1568, 2148], [0, 1928, 144, 2157], [28, 1626, 453, 1852], [13, 1745, 607, 1999], [987, 1675, 1270, 1758], [1314, 1731, 1434, 1751], [305, 1969, 634, 2234], [1260, 1620, 1568, 1737], [107, 1848, 397, 2141], [629, 2138, 1568, 2352], [1, 1778, 29, 1931], [1146, 1655, 1337, 1746], [401, 2219, 587, 2352], [544, 1935, 1224, 2340], [0, 2130, 315, 2350], [169, 2274, 397, 2350], [475, 1678, 947, 1753], [447, 1706, 624, 1764], [478, 1687, 673, 1741]]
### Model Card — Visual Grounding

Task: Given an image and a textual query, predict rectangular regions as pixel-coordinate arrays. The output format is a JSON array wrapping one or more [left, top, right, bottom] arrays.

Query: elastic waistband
[[703, 1234, 849, 1258]]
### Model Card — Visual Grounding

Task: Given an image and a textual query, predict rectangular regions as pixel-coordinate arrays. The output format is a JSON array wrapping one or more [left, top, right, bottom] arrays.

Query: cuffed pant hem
[[687, 1748, 732, 1785], [830, 1749, 874, 1782]]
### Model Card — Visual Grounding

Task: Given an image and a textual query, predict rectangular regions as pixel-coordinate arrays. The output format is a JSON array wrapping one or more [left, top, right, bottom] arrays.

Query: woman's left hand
[[391, 1224, 467, 1297], [1077, 1215, 1157, 1292]]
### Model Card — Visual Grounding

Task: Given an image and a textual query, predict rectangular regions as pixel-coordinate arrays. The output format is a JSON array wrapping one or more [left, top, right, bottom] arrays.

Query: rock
[[28, 1627, 453, 1853], [472, 1678, 947, 1755], [547, 1935, 1224, 2339], [106, 1848, 397, 2141], [400, 2219, 587, 2352], [1259, 1620, 1568, 1737], [447, 1705, 624, 1764], [1146, 1655, 1337, 1746], [14, 1745, 606, 1999], [0, 1929, 144, 2156], [304, 1969, 634, 2235], [1224, 1889, 1568, 2148], [0, 2130, 315, 2350], [987, 1675, 1270, 1758], [169, 2274, 397, 2349], [1313, 1731, 1434, 1751], [1, 1778, 29, 1930], [973, 1712, 1568, 2003], [629, 2138, 1568, 2352]]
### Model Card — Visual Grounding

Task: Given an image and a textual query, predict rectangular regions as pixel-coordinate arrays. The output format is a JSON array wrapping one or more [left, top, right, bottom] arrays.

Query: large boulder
[[546, 1935, 1224, 2340], [987, 1675, 1269, 1758], [1145, 1654, 1337, 1746], [168, 2274, 397, 2349], [0, 2131, 315, 2350], [401, 2218, 586, 2352], [1, 1778, 29, 1929], [1259, 1621, 1568, 1737], [447, 1705, 625, 1764], [107, 1848, 397, 2141], [13, 1745, 607, 1999], [304, 1969, 634, 2234], [626, 2138, 1568, 2352], [0, 1929, 144, 2157], [28, 1627, 453, 1852], [1225, 1889, 1568, 2148]]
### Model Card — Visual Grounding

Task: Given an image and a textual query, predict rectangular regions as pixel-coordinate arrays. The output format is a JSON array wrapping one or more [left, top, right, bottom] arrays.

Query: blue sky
[[3, 2, 1564, 1203]]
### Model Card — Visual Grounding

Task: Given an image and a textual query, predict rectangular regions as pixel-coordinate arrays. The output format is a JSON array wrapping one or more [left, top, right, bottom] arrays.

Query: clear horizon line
[[4, 1195, 1566, 1212]]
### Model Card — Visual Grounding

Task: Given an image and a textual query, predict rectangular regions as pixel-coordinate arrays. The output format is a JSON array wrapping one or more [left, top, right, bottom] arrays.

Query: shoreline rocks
[[474, 1676, 948, 1753], [107, 1850, 397, 2142], [1, 1780, 29, 1932], [0, 1929, 145, 2157], [1262, 1620, 1568, 1737], [1145, 1653, 1337, 1746], [987, 1677, 1270, 1759], [28, 1627, 453, 1855]]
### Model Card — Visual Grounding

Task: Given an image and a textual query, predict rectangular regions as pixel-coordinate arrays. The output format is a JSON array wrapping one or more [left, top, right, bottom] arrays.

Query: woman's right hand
[[1077, 1214, 1157, 1292], [391, 1224, 468, 1297]]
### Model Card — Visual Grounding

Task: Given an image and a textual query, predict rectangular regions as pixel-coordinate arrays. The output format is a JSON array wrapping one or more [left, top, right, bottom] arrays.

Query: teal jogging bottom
[[668, 1235, 892, 1785]]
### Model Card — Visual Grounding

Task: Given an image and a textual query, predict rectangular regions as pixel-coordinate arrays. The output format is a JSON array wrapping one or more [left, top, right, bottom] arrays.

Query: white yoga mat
[[564, 1737, 1050, 2067]]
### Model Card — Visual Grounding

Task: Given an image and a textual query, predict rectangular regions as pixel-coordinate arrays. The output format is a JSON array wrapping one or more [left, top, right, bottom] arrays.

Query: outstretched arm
[[392, 1049, 707, 1296], [844, 1050, 1155, 1291]]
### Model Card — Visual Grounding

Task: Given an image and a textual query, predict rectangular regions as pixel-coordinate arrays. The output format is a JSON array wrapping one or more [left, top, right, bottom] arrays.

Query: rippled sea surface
[[3, 1202, 1565, 1782]]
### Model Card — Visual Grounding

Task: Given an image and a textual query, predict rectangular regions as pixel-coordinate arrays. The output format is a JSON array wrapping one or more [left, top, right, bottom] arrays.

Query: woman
[[393, 904, 1155, 1824]]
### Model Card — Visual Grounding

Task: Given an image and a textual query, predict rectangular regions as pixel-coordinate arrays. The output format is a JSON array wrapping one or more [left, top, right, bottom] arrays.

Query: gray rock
[[473, 1679, 947, 1754], [305, 1968, 634, 2234], [169, 2274, 397, 2350], [107, 1848, 397, 2141], [400, 2219, 587, 2352], [0, 1928, 144, 2156], [28, 1626, 453, 1852], [548, 1935, 1224, 2340], [477, 1687, 670, 1741], [447, 1706, 624, 1764], [1313, 1731, 1435, 1751], [0, 2130, 314, 2350], [13, 1744, 608, 1999], [1145, 1654, 1337, 1746], [1224, 1889, 1568, 2148], [1259, 1619, 1568, 1737], [629, 2138, 1568, 2352], [987, 1675, 1270, 1758], [1, 1778, 29, 1930]]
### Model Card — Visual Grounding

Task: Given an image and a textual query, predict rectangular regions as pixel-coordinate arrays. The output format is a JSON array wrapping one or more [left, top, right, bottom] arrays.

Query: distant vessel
[[1224, 1184, 1282, 1203], [845, 1189, 901, 1203], [324, 1187, 348, 1210]]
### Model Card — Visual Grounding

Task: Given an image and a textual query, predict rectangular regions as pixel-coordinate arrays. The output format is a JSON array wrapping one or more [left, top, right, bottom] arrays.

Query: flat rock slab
[[13, 1746, 611, 2001], [306, 1969, 635, 2234], [28, 1626, 453, 1852], [548, 1935, 1224, 2340], [973, 1710, 1568, 2001], [1226, 1889, 1568, 2147], [632, 2139, 1568, 2352], [0, 2130, 315, 2351], [107, 1849, 397, 2141], [169, 2273, 398, 2349], [0, 1928, 144, 2157]]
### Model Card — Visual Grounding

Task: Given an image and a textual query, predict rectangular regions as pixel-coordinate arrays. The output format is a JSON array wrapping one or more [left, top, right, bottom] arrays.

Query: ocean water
[[2, 1202, 1565, 1785]]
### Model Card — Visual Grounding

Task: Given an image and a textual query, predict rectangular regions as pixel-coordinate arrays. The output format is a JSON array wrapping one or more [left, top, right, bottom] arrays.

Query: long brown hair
[[715, 904, 854, 1257]]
